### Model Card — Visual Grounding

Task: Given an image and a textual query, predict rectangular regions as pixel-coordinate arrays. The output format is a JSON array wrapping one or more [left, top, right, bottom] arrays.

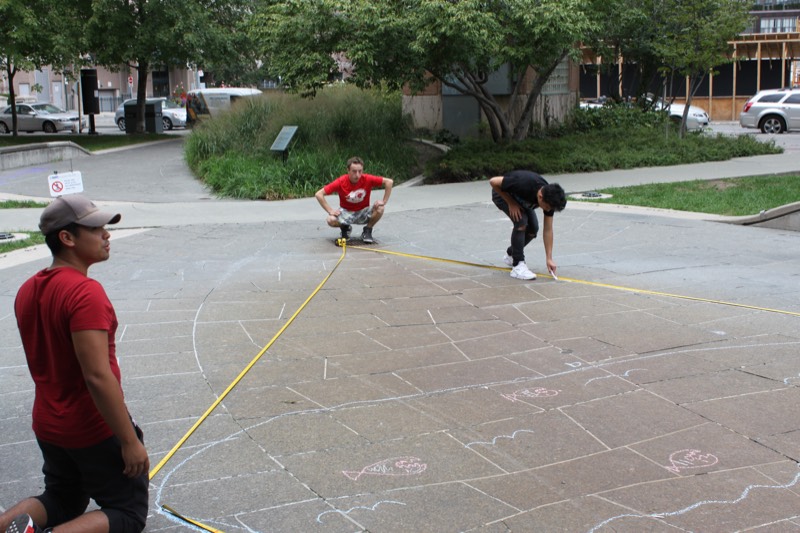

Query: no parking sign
[[48, 171, 84, 197]]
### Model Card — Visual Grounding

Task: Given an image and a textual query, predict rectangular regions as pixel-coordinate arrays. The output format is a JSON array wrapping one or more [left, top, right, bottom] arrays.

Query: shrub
[[425, 121, 782, 183], [185, 85, 416, 200]]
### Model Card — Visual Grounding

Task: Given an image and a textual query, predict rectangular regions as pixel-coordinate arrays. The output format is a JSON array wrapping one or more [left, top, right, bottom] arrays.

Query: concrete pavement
[[1, 138, 800, 532]]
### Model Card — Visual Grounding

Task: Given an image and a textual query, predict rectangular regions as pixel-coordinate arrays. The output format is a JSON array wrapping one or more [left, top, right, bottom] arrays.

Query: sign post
[[48, 171, 84, 197], [270, 126, 299, 163]]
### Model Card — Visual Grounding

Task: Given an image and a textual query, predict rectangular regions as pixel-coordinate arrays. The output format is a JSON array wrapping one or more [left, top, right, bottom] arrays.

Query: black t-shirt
[[496, 170, 554, 216]]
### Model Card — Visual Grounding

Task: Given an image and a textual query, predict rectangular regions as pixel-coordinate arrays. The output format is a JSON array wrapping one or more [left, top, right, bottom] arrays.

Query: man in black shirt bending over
[[490, 170, 567, 280]]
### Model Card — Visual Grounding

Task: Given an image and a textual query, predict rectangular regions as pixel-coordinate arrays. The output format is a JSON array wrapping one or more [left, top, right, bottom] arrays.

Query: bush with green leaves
[[185, 85, 416, 199], [425, 107, 782, 182]]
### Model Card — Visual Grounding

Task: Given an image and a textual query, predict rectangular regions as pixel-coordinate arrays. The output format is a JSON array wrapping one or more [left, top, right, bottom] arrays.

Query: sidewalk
[[1, 139, 799, 233], [1, 140, 800, 533]]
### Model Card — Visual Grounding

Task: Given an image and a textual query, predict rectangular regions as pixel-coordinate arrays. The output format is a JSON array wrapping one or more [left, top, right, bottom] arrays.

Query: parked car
[[578, 96, 710, 130], [0, 103, 86, 134], [652, 99, 710, 130], [114, 97, 187, 131], [739, 88, 800, 134]]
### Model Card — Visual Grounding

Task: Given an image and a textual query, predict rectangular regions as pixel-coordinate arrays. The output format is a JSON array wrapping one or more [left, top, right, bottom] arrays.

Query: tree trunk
[[135, 62, 149, 134], [5, 62, 18, 136], [512, 52, 568, 141]]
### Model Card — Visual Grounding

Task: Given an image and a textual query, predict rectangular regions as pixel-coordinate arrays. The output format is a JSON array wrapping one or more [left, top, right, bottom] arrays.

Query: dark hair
[[346, 156, 363, 169], [542, 183, 567, 212], [44, 222, 83, 254]]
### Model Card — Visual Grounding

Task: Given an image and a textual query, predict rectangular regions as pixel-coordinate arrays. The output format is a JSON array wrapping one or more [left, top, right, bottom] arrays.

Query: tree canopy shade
[[86, 0, 255, 133], [0, 0, 91, 135], [251, 0, 595, 141]]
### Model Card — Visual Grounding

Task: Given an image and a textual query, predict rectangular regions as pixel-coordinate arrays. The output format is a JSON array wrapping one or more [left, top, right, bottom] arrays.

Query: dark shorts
[[35, 423, 148, 533]]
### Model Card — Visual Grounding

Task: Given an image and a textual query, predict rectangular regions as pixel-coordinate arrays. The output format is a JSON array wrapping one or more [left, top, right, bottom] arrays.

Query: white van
[[185, 87, 262, 126]]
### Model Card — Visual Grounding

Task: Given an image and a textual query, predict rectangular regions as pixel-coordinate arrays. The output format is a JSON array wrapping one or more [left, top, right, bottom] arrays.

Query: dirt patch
[[702, 179, 739, 191]]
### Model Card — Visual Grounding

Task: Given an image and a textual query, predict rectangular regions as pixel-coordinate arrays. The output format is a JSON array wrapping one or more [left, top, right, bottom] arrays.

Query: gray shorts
[[338, 206, 373, 226]]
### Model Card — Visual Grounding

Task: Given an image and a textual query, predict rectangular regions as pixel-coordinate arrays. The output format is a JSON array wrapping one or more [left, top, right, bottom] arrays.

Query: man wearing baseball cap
[[1, 195, 149, 533]]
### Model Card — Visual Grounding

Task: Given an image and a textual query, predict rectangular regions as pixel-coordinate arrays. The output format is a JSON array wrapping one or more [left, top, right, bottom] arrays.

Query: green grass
[[0, 231, 45, 254], [0, 133, 176, 152], [0, 200, 48, 209], [574, 174, 800, 216]]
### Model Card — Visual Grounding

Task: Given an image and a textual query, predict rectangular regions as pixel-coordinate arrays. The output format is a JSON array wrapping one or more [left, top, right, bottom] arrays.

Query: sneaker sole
[[510, 272, 536, 280]]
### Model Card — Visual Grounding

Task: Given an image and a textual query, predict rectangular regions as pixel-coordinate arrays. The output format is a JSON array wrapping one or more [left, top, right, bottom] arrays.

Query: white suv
[[739, 88, 800, 134]]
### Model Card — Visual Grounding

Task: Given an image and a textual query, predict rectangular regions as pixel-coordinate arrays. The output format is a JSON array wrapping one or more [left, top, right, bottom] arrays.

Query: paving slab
[[2, 142, 800, 532]]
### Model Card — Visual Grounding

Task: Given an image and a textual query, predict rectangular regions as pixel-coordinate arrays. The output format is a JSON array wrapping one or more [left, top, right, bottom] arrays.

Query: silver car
[[0, 103, 85, 134], [114, 98, 187, 131], [739, 88, 800, 134]]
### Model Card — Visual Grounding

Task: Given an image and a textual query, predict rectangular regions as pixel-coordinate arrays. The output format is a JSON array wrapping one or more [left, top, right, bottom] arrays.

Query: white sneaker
[[502, 254, 513, 266], [510, 262, 536, 280]]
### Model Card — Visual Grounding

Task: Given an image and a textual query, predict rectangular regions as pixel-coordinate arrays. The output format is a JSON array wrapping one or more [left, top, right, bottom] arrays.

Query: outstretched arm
[[542, 214, 556, 274]]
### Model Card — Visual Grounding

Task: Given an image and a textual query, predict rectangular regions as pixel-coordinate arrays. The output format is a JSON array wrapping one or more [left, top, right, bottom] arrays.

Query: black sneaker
[[6, 514, 43, 533], [340, 224, 351, 239], [361, 226, 374, 244]]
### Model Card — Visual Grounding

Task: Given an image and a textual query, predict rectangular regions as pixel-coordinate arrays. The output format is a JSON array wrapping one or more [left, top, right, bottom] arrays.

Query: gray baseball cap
[[39, 194, 121, 235]]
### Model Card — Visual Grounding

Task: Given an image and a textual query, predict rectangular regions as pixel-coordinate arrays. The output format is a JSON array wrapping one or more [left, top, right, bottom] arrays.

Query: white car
[[0, 103, 86, 134], [739, 88, 800, 134], [653, 99, 710, 130], [578, 96, 709, 130], [114, 97, 187, 131]]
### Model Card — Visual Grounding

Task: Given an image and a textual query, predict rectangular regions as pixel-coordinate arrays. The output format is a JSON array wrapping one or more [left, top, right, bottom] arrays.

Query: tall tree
[[654, 0, 751, 136], [86, 0, 252, 133], [0, 0, 91, 135], [253, 0, 595, 142]]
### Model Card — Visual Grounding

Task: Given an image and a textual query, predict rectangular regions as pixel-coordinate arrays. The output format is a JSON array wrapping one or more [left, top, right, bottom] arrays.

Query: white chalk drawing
[[584, 368, 645, 386], [566, 362, 583, 368], [316, 500, 406, 523], [465, 429, 535, 448], [343, 456, 427, 481], [664, 449, 719, 474], [149, 339, 800, 531], [502, 387, 560, 402], [783, 373, 800, 385], [586, 469, 800, 533]]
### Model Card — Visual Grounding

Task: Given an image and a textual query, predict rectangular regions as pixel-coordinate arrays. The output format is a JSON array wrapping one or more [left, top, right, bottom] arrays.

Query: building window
[[542, 59, 569, 95], [762, 17, 796, 32]]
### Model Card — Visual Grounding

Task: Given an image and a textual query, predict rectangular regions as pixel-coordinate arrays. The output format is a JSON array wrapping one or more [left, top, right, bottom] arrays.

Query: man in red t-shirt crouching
[[315, 156, 393, 244]]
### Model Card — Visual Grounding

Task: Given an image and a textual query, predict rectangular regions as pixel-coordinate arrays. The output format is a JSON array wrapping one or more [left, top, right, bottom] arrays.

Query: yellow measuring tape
[[149, 241, 348, 480], [162, 505, 223, 532], [151, 239, 798, 531], [348, 245, 800, 318]]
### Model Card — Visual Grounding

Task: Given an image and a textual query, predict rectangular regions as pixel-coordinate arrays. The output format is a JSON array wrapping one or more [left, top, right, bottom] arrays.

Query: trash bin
[[145, 101, 163, 133], [123, 101, 138, 134]]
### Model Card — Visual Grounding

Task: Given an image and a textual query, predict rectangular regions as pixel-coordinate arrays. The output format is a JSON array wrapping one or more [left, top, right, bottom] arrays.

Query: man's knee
[[102, 508, 146, 533]]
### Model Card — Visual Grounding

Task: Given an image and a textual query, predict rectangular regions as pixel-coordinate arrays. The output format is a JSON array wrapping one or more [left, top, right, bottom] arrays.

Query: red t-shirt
[[15, 267, 120, 448], [323, 173, 385, 211]]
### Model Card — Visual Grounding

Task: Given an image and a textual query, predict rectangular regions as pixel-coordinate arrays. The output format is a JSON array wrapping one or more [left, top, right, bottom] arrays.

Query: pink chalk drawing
[[664, 449, 719, 474], [343, 456, 427, 481], [502, 387, 560, 403]]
